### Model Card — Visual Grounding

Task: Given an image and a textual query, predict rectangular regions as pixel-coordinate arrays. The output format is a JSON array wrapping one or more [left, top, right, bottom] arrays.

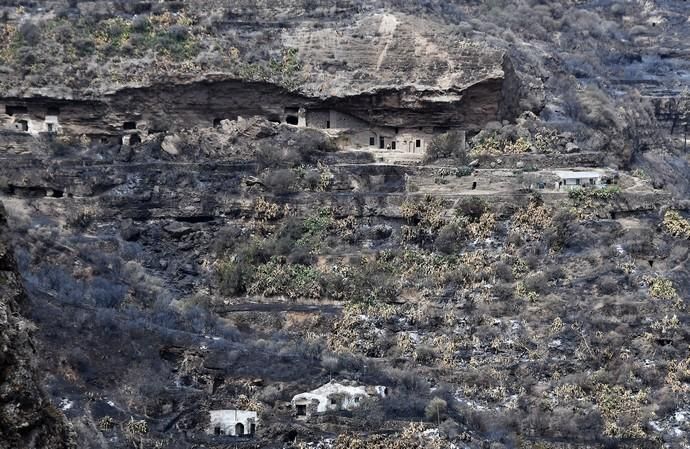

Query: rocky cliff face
[[0, 2, 528, 132], [0, 204, 73, 449], [0, 2, 689, 448]]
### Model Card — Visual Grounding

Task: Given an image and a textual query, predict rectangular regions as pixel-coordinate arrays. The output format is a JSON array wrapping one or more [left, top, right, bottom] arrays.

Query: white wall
[[1, 104, 62, 135], [306, 110, 330, 128], [291, 381, 387, 415], [559, 177, 601, 190], [207, 409, 258, 436]]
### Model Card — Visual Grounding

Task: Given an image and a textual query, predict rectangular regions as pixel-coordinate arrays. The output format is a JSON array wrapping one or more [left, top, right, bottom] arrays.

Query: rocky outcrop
[[0, 204, 74, 449], [0, 7, 527, 132], [283, 12, 505, 96], [1, 72, 518, 143]]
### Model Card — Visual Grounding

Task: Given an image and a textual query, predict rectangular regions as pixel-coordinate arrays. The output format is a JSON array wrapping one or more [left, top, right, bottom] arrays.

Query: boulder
[[163, 222, 193, 238], [120, 219, 141, 241], [161, 135, 182, 156], [564, 142, 580, 153]]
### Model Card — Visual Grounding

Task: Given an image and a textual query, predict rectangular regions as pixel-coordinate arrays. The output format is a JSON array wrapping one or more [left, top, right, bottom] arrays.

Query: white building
[[1, 104, 62, 135], [283, 107, 451, 154], [553, 170, 605, 190], [291, 380, 388, 418], [207, 409, 258, 436]]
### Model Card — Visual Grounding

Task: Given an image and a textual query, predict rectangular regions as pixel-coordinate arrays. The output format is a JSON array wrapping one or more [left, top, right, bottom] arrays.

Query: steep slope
[[0, 203, 74, 449]]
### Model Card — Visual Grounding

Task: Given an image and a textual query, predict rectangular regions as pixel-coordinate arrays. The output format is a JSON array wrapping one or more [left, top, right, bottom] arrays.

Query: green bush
[[568, 185, 621, 202], [424, 131, 467, 163], [424, 397, 448, 422]]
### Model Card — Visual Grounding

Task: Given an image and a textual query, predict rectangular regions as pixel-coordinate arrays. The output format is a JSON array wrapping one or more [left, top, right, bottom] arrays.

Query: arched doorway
[[235, 423, 245, 436]]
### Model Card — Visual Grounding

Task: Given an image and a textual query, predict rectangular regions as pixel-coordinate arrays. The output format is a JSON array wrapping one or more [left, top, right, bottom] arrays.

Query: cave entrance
[[286, 115, 299, 125], [214, 426, 222, 435], [235, 423, 244, 436], [129, 134, 141, 145], [213, 118, 222, 128], [123, 121, 137, 130], [6, 105, 28, 115], [17, 120, 28, 132], [250, 423, 256, 435], [296, 404, 307, 416], [471, 181, 477, 190]]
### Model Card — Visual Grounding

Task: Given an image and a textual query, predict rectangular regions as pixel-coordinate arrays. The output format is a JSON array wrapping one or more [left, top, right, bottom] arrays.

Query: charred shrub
[[597, 275, 619, 295], [263, 168, 297, 194], [434, 223, 466, 254], [19, 22, 41, 45], [457, 197, 487, 220]]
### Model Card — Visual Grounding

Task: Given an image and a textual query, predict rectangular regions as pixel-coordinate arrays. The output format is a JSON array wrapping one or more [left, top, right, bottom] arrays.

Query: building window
[[415, 139, 421, 148], [330, 398, 337, 405], [296, 404, 307, 416], [47, 123, 54, 133], [326, 120, 330, 129], [354, 397, 360, 403], [379, 137, 385, 149], [369, 136, 375, 146], [17, 120, 28, 132], [391, 141, 396, 150], [214, 426, 222, 435]]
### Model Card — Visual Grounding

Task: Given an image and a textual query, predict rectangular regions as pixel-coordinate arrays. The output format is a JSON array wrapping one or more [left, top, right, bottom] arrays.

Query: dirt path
[[213, 302, 342, 315]]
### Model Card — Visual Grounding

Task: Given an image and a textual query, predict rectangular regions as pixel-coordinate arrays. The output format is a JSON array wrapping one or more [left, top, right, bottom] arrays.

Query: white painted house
[[553, 170, 605, 190], [207, 409, 258, 436], [282, 106, 457, 155], [291, 380, 388, 418]]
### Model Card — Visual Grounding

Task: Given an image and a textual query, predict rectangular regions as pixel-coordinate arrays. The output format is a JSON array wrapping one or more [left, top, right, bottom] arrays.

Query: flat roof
[[553, 170, 603, 179]]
